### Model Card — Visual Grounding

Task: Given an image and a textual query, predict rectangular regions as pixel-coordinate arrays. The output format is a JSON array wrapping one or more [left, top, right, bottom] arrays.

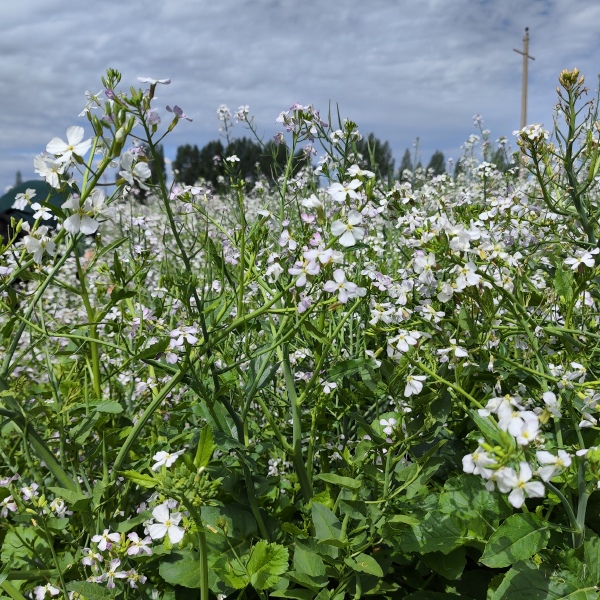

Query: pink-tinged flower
[[404, 374, 426, 397], [152, 449, 185, 471], [125, 569, 147, 589], [33, 583, 60, 600], [101, 558, 128, 589], [46, 126, 92, 164], [327, 180, 362, 203], [148, 504, 185, 544], [127, 532, 153, 555], [81, 547, 103, 567], [20, 483, 39, 501], [536, 450, 571, 482], [92, 529, 121, 552], [169, 326, 198, 348], [330, 210, 365, 247], [288, 260, 320, 287], [323, 269, 366, 304], [166, 105, 192, 121], [501, 462, 545, 508]]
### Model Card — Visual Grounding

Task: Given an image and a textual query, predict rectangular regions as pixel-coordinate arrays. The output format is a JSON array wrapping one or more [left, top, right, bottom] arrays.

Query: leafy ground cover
[[0, 68, 600, 599]]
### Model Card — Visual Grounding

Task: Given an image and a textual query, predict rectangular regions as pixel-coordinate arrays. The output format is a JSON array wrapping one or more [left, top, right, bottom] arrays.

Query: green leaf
[[315, 473, 361, 490], [194, 425, 214, 468], [93, 400, 123, 413], [554, 262, 574, 304], [421, 548, 467, 580], [293, 541, 326, 578], [47, 486, 90, 510], [480, 514, 550, 568], [66, 581, 114, 599], [271, 589, 315, 600], [134, 337, 170, 361], [584, 534, 600, 585], [344, 553, 383, 577], [402, 512, 468, 555], [159, 550, 202, 588], [302, 321, 329, 344], [490, 560, 597, 600], [247, 540, 289, 590], [312, 502, 343, 542], [439, 474, 509, 527], [120, 470, 157, 489]]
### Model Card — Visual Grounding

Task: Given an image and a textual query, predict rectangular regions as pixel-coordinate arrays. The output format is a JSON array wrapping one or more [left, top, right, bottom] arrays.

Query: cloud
[[2, 0, 600, 188]]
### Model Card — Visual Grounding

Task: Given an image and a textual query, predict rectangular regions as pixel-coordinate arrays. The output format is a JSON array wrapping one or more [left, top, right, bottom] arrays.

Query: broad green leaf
[[344, 553, 383, 577], [402, 512, 468, 555], [439, 474, 509, 526], [302, 321, 329, 344], [315, 473, 361, 490], [47, 486, 90, 509], [159, 550, 202, 588], [247, 540, 289, 590], [480, 514, 550, 568], [93, 400, 123, 413], [120, 470, 157, 489], [421, 548, 467, 580], [115, 510, 152, 533], [584, 534, 600, 585], [271, 589, 315, 600], [194, 425, 214, 468], [293, 541, 326, 577], [66, 582, 114, 599], [490, 560, 597, 600], [311, 502, 343, 542]]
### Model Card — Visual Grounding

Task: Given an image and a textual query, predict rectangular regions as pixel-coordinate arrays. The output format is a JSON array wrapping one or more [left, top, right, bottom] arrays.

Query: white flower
[[404, 374, 426, 397], [380, 418, 397, 436], [462, 444, 495, 478], [46, 126, 92, 164], [34, 153, 67, 189], [92, 529, 121, 552], [499, 462, 545, 508], [33, 583, 60, 600], [323, 269, 366, 304], [61, 190, 106, 235], [148, 504, 185, 544], [327, 179, 362, 203], [564, 249, 599, 270], [31, 202, 53, 221], [536, 450, 572, 482], [152, 449, 184, 471], [347, 164, 375, 179], [330, 210, 365, 247], [12, 188, 36, 210]]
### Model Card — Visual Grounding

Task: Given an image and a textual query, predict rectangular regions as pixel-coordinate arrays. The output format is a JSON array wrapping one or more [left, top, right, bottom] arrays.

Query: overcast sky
[[2, 0, 600, 190]]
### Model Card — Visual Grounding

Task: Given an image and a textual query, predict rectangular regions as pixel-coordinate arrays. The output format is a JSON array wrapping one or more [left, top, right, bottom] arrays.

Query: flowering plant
[[0, 68, 600, 599]]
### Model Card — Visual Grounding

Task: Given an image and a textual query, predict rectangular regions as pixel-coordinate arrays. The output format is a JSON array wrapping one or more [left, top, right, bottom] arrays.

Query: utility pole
[[513, 27, 535, 131]]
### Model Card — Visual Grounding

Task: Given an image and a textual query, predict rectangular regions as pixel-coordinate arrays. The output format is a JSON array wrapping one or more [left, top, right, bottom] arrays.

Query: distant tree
[[196, 140, 225, 188], [491, 147, 512, 174], [149, 144, 166, 185], [398, 149, 413, 181], [354, 133, 395, 181], [15, 171, 22, 187], [427, 150, 446, 176], [173, 144, 202, 185]]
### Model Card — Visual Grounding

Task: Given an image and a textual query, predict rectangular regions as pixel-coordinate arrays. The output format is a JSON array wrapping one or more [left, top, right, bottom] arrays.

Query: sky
[[2, 0, 600, 191]]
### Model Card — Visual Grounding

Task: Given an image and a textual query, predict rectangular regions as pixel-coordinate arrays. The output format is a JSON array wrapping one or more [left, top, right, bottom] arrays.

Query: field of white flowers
[[0, 68, 599, 599]]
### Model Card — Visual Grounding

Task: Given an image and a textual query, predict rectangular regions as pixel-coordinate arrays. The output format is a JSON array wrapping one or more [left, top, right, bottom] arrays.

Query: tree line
[[118, 133, 515, 197]]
